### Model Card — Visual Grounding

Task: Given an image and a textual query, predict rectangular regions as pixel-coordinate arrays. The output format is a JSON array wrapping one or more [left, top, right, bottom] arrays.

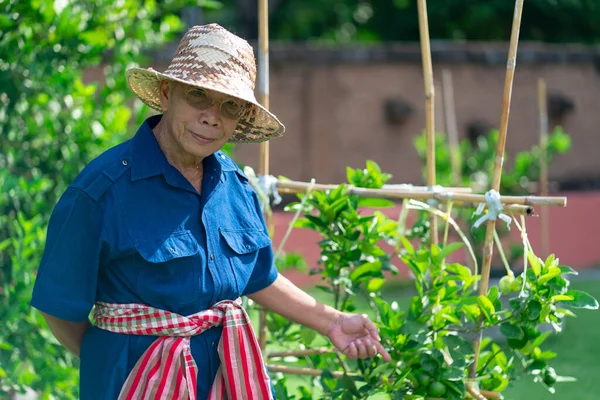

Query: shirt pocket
[[135, 230, 201, 310], [219, 227, 271, 294]]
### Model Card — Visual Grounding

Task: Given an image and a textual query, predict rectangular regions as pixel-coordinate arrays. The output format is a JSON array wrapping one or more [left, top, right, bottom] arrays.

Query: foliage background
[[209, 0, 600, 43], [0, 1, 222, 397]]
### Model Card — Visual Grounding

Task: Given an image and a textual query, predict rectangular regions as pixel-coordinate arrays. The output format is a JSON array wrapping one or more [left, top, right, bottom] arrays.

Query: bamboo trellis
[[257, 0, 270, 352], [469, 0, 526, 380], [254, 0, 564, 398], [538, 78, 550, 256]]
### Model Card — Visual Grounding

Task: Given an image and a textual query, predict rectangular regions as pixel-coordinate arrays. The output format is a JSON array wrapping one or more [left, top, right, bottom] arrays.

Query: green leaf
[[439, 242, 464, 261], [538, 267, 562, 285], [342, 373, 361, 397], [442, 366, 466, 381], [551, 294, 574, 302], [349, 260, 382, 282], [274, 378, 291, 400], [400, 320, 425, 336], [461, 304, 481, 322], [487, 286, 499, 303], [536, 350, 557, 361], [366, 277, 386, 293], [500, 323, 524, 340], [562, 290, 599, 310], [342, 249, 363, 263], [0, 238, 12, 253], [528, 300, 542, 320], [555, 308, 577, 318], [80, 28, 110, 46], [366, 160, 382, 175], [346, 167, 357, 184], [444, 380, 466, 397], [443, 335, 474, 358], [360, 243, 386, 257], [544, 254, 557, 270], [477, 295, 495, 321], [320, 369, 337, 391], [528, 252, 542, 277], [532, 331, 552, 347], [305, 215, 327, 229], [420, 353, 441, 375], [368, 363, 394, 379], [300, 327, 316, 346], [445, 263, 472, 277], [399, 236, 415, 254], [197, 0, 224, 9], [559, 265, 578, 275], [357, 198, 395, 208], [0, 342, 14, 350]]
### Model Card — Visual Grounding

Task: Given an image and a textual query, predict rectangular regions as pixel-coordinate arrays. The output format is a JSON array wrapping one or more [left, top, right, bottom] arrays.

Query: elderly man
[[31, 24, 390, 399]]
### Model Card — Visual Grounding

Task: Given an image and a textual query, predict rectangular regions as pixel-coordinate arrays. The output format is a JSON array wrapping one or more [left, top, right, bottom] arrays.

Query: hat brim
[[126, 67, 285, 144]]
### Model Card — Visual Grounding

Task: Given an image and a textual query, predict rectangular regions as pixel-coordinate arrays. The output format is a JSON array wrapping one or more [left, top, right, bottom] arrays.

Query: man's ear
[[158, 80, 172, 111]]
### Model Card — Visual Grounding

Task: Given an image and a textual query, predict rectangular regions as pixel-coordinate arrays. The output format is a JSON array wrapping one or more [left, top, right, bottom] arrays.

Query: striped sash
[[93, 299, 273, 400]]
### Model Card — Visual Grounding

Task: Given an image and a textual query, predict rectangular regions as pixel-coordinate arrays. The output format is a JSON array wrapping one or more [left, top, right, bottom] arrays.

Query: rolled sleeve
[[241, 245, 279, 296], [31, 187, 107, 322], [241, 189, 279, 296]]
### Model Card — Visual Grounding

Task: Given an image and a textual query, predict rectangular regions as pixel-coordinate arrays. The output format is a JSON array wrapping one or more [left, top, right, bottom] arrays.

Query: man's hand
[[325, 313, 392, 362], [249, 275, 392, 362]]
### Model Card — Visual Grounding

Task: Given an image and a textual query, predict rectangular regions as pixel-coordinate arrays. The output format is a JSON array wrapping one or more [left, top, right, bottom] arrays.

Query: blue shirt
[[31, 115, 279, 399]]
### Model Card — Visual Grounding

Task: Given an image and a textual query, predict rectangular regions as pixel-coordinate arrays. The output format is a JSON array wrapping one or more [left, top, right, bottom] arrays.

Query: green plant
[[268, 161, 597, 399]]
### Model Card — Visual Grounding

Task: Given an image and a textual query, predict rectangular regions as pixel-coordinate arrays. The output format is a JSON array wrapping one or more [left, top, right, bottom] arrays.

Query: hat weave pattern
[[126, 24, 284, 143]]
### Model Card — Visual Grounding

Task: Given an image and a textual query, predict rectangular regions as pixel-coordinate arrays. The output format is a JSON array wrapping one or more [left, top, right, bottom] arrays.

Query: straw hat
[[126, 23, 285, 143]]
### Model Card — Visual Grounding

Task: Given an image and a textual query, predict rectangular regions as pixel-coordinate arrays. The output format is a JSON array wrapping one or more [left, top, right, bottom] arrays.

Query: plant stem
[[493, 229, 514, 277], [275, 178, 315, 259], [477, 348, 504, 375], [443, 200, 453, 248]]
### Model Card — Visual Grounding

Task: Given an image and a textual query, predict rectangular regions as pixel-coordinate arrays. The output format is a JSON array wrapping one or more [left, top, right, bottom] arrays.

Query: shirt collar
[[130, 114, 236, 182]]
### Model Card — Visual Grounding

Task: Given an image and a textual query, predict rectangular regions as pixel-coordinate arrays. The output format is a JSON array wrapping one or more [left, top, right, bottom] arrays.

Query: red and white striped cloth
[[93, 299, 273, 400]]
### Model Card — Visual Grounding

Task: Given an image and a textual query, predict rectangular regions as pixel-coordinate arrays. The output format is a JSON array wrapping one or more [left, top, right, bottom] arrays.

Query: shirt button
[[210, 254, 215, 260], [212, 342, 218, 348], [121, 159, 128, 166]]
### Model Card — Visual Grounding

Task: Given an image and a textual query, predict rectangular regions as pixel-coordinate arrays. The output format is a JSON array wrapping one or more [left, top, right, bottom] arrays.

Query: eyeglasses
[[182, 86, 247, 120]]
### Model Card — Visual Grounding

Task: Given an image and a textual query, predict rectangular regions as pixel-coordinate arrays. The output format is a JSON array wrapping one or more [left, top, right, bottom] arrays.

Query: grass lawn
[[257, 277, 600, 399]]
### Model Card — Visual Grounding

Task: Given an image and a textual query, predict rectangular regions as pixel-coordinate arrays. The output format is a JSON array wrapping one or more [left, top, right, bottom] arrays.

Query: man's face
[[158, 80, 246, 159]]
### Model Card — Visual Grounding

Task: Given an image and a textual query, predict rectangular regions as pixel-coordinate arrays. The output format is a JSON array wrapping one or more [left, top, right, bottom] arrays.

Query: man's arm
[[40, 312, 91, 358], [249, 274, 391, 361], [249, 274, 340, 335]]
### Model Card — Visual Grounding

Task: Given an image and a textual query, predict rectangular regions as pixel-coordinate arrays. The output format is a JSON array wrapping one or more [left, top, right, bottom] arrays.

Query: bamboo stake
[[266, 364, 360, 379], [276, 179, 566, 207], [257, 0, 269, 352], [470, 0, 526, 379], [442, 69, 461, 186], [467, 385, 503, 399], [538, 78, 550, 256], [417, 0, 438, 245], [454, 202, 534, 216], [267, 347, 333, 358], [278, 184, 473, 194], [480, 389, 503, 399], [258, 0, 270, 177]]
